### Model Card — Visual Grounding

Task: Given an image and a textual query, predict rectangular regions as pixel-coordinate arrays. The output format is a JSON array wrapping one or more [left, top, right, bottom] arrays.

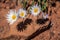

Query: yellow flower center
[[34, 8, 38, 13], [12, 14, 16, 20], [20, 12, 24, 17]]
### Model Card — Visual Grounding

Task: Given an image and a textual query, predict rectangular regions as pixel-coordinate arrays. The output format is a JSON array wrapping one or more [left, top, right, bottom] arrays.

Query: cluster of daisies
[[6, 5, 48, 25]]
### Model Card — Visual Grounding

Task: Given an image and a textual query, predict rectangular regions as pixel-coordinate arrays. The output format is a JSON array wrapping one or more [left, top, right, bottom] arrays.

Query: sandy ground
[[0, 0, 60, 40]]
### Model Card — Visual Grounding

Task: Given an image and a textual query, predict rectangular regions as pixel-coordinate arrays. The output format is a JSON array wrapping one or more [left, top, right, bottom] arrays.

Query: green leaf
[[31, 0, 34, 6], [23, 1, 27, 8], [41, 3, 46, 11], [43, 0, 46, 3]]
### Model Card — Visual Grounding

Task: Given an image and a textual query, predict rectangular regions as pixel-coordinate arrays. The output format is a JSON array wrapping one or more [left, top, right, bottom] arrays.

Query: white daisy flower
[[30, 5, 41, 16], [17, 8, 27, 18], [6, 10, 18, 24]]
